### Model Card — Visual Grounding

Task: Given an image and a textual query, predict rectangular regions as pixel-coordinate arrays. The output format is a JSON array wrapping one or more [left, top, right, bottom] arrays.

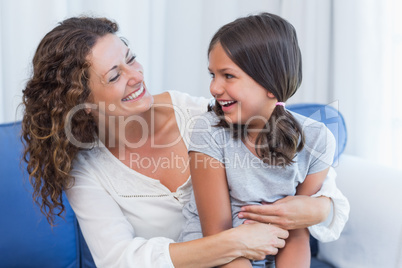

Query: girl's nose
[[210, 79, 224, 97]]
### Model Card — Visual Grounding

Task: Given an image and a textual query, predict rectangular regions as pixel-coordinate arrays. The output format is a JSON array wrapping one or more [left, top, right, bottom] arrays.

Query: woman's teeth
[[219, 100, 236, 107], [122, 85, 144, 101]]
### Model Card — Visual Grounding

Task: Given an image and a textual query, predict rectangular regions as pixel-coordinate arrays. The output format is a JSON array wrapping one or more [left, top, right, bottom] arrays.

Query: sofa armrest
[[0, 122, 82, 267], [317, 154, 402, 267]]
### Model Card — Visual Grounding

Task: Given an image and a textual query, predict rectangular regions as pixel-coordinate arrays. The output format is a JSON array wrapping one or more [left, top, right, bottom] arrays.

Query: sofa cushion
[[318, 154, 402, 268], [288, 103, 347, 162], [0, 122, 80, 268]]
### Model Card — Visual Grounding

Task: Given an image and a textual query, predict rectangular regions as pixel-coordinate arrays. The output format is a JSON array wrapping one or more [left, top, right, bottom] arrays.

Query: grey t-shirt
[[179, 111, 336, 242]]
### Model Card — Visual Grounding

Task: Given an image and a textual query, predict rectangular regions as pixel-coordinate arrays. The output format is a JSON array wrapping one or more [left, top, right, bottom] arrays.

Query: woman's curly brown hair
[[21, 17, 118, 225]]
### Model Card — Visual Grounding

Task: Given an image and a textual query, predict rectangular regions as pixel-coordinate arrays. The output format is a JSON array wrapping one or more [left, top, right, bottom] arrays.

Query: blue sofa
[[0, 120, 95, 268], [0, 104, 346, 267]]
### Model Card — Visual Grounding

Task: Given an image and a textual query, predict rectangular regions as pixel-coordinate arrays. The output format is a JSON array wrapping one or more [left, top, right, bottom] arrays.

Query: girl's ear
[[267, 91, 276, 99]]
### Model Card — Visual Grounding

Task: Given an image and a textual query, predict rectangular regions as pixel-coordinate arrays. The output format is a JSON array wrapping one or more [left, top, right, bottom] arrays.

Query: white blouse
[[65, 90, 349, 268]]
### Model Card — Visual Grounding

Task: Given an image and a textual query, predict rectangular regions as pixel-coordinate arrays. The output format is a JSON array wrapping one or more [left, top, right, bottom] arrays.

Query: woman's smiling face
[[87, 33, 153, 119]]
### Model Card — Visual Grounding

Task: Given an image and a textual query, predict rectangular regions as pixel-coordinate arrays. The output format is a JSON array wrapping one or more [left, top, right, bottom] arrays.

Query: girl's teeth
[[219, 100, 235, 106]]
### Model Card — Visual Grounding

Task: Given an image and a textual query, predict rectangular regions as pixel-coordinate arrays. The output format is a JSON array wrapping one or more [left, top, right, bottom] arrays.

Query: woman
[[22, 16, 348, 267]]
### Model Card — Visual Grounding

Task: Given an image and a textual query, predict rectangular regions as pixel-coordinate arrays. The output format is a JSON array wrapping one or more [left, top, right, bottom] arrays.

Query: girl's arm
[[189, 151, 253, 267], [275, 167, 330, 268], [189, 152, 232, 236]]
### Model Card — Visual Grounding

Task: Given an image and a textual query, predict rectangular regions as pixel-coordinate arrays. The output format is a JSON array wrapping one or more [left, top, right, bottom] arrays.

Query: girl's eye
[[127, 54, 136, 64], [209, 72, 215, 78], [225, 74, 234, 79]]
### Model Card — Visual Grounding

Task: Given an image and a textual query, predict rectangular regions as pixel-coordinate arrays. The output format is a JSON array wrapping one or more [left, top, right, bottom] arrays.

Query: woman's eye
[[109, 73, 120, 83], [225, 74, 234, 79], [127, 55, 136, 64], [209, 72, 215, 78]]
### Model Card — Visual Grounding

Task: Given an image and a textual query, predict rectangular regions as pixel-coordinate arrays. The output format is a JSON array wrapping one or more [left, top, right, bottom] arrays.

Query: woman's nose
[[126, 67, 143, 85]]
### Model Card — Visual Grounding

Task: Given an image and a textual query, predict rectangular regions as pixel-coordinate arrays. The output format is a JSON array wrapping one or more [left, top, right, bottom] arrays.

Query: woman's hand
[[238, 195, 331, 230], [170, 222, 287, 268], [230, 222, 288, 261]]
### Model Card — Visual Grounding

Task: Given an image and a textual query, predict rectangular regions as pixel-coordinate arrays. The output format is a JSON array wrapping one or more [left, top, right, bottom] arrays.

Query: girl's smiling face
[[87, 34, 153, 119], [208, 42, 277, 129]]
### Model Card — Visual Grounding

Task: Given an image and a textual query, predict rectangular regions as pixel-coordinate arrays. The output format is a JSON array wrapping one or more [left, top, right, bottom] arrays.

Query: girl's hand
[[238, 195, 331, 230], [230, 222, 288, 261]]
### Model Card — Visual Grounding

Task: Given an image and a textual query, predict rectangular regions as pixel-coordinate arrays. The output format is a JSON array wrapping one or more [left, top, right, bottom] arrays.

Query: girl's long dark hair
[[208, 13, 304, 166], [21, 17, 118, 225]]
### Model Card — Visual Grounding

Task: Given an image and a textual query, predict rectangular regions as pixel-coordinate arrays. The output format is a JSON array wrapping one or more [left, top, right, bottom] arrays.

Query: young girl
[[179, 13, 337, 267]]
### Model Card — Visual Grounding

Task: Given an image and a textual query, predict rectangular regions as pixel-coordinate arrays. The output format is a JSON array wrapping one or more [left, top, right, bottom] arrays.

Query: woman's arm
[[238, 167, 350, 242], [170, 222, 287, 268], [275, 167, 330, 268], [66, 168, 175, 267], [67, 155, 288, 268], [239, 195, 331, 229], [239, 123, 350, 240]]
